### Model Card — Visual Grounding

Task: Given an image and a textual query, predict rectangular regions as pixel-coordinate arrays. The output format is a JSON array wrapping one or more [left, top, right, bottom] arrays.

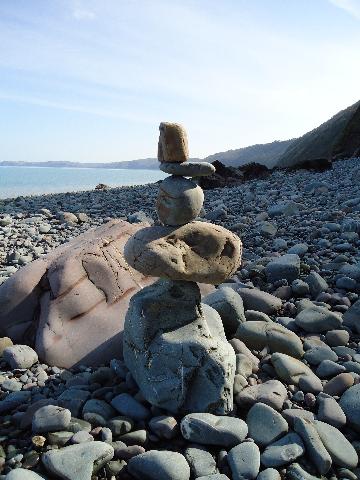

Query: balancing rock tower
[[123, 123, 242, 414]]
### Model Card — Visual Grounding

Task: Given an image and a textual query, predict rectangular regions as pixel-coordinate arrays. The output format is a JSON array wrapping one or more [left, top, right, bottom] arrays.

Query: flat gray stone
[[227, 442, 260, 480], [124, 280, 235, 415], [261, 432, 305, 467], [317, 394, 346, 428], [343, 299, 360, 333], [236, 288, 282, 315], [128, 450, 190, 480], [42, 441, 114, 480], [305, 272, 329, 298], [286, 463, 324, 480], [316, 359, 345, 378], [247, 402, 288, 446], [303, 345, 338, 365], [295, 306, 342, 333], [256, 469, 281, 480], [159, 161, 215, 177], [180, 413, 248, 447]]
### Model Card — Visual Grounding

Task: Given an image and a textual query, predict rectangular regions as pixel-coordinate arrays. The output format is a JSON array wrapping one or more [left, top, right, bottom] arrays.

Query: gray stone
[[156, 176, 204, 226], [256, 469, 281, 480], [324, 372, 354, 396], [180, 413, 248, 447], [110, 394, 150, 421], [236, 288, 282, 315], [268, 201, 301, 217], [227, 442, 260, 480], [236, 321, 304, 358], [305, 272, 329, 298], [339, 383, 360, 431], [343, 299, 360, 333], [317, 395, 346, 428], [48, 431, 74, 446], [294, 417, 332, 475], [83, 399, 117, 422], [3, 345, 38, 369], [5, 469, 45, 480], [184, 446, 217, 478], [195, 476, 229, 480], [42, 441, 114, 480], [123, 280, 235, 414], [303, 345, 338, 365], [203, 287, 246, 337], [265, 254, 300, 283], [124, 222, 242, 285], [260, 432, 305, 467], [286, 463, 324, 480], [235, 380, 287, 410], [325, 329, 349, 346], [159, 161, 215, 177], [271, 353, 323, 393], [128, 450, 190, 480], [314, 420, 358, 468], [107, 416, 134, 436], [58, 389, 90, 417], [32, 405, 71, 433], [281, 409, 314, 427], [247, 402, 288, 447], [316, 359, 346, 378], [245, 310, 272, 322], [291, 279, 310, 296], [71, 430, 94, 444], [148, 415, 178, 439], [287, 243, 308, 256], [295, 306, 342, 332]]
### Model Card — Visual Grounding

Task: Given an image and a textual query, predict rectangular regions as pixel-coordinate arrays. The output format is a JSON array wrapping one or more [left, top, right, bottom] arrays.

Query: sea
[[0, 166, 167, 199]]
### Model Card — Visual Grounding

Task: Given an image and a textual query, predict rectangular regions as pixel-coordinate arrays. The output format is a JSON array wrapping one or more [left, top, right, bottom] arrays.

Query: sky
[[0, 0, 360, 163]]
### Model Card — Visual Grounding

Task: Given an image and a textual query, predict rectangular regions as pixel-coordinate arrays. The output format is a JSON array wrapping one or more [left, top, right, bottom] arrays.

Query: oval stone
[[156, 176, 204, 226], [124, 221, 242, 284]]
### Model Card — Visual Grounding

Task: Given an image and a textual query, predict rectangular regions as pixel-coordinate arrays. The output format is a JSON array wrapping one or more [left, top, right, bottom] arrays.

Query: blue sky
[[1, 0, 360, 163]]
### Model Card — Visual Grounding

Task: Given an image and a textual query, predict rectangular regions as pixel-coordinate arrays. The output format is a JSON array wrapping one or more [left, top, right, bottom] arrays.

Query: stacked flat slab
[[123, 122, 243, 414]]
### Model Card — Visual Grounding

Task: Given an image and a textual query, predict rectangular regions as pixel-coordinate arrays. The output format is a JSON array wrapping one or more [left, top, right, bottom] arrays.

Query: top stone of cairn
[[158, 122, 189, 163]]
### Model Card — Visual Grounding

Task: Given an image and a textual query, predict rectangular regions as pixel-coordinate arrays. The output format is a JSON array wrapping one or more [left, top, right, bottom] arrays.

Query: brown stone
[[323, 373, 354, 396], [124, 221, 242, 285], [158, 122, 189, 163]]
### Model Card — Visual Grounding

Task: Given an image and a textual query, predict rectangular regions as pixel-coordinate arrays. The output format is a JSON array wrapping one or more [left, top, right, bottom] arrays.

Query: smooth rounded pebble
[[256, 468, 281, 480], [110, 393, 150, 421], [180, 413, 248, 447], [3, 344, 38, 369], [128, 450, 190, 480], [235, 379, 287, 410], [260, 432, 305, 467], [227, 442, 260, 480], [159, 161, 215, 177], [156, 176, 204, 226], [339, 383, 360, 431], [185, 445, 217, 478], [324, 372, 354, 396], [32, 405, 71, 433], [295, 306, 342, 333], [247, 402, 288, 446], [42, 441, 114, 480], [314, 420, 358, 468], [203, 287, 246, 336], [5, 469, 45, 480]]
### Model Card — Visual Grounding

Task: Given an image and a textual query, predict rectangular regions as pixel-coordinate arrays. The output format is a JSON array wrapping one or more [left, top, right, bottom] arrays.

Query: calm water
[[0, 166, 167, 199]]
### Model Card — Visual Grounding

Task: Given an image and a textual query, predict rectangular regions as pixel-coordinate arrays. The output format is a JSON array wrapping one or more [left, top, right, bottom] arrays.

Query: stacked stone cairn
[[123, 122, 243, 414]]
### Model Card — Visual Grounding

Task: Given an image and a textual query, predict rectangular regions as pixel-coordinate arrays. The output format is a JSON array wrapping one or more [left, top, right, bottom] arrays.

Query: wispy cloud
[[328, 0, 360, 19], [72, 9, 96, 20]]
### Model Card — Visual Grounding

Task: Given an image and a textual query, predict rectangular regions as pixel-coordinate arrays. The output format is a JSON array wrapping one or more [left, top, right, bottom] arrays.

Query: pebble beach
[[1, 156, 360, 479]]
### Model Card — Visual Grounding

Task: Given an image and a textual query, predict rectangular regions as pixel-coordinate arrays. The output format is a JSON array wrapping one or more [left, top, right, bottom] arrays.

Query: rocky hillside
[[276, 100, 360, 168]]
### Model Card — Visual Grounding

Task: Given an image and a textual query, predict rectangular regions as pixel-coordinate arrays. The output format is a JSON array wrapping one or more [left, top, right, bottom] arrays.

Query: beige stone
[[158, 122, 189, 163], [124, 221, 242, 284]]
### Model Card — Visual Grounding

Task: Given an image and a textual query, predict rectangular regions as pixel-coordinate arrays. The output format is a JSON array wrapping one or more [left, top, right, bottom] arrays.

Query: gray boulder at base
[[0, 220, 154, 368], [180, 412, 248, 447], [123, 279, 236, 414]]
